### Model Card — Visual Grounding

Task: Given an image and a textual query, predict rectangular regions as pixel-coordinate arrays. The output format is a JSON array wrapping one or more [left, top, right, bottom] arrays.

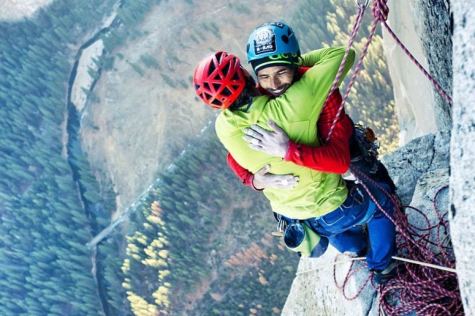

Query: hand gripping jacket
[[246, 22, 301, 72], [193, 51, 247, 110]]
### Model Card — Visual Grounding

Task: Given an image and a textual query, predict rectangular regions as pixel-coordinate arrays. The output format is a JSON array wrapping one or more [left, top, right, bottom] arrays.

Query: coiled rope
[[352, 168, 462, 315], [295, 180, 461, 314]]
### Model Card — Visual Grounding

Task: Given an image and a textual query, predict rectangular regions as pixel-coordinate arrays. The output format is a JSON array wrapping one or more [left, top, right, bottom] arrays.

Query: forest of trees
[[0, 0, 161, 315], [121, 129, 297, 315], [0, 1, 116, 313], [0, 0, 398, 315]]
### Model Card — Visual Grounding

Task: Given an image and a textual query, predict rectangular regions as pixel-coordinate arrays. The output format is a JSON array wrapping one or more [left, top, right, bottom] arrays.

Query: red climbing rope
[[333, 254, 371, 300], [323, 0, 368, 143], [380, 18, 453, 105], [351, 167, 463, 316], [325, 0, 388, 142], [378, 186, 462, 316]]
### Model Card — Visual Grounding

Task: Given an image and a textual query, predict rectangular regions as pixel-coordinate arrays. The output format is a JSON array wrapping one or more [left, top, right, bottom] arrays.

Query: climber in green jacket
[[193, 25, 396, 277]]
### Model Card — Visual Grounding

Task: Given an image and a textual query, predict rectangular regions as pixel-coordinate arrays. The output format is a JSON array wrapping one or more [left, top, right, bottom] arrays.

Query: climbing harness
[[350, 124, 380, 175], [272, 215, 328, 257], [283, 220, 326, 257], [271, 215, 287, 237]]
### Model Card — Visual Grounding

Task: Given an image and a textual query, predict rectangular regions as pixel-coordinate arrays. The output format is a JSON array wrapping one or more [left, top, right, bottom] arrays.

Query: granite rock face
[[450, 1, 475, 314], [415, 0, 453, 130], [382, 132, 450, 206], [281, 248, 375, 316]]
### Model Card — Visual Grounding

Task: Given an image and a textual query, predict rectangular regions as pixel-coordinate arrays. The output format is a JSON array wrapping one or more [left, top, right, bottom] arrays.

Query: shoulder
[[215, 110, 235, 137]]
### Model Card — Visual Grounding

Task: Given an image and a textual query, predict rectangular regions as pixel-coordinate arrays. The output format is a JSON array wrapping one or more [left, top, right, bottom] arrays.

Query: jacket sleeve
[[226, 152, 255, 187], [284, 90, 353, 174], [300, 47, 355, 88], [296, 47, 355, 121]]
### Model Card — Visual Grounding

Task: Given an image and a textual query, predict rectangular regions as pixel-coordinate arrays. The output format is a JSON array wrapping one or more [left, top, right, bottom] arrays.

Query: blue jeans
[[306, 180, 396, 271]]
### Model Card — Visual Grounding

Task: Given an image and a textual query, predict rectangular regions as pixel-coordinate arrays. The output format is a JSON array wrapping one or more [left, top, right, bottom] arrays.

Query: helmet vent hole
[[212, 83, 221, 91], [222, 62, 230, 75], [208, 62, 216, 75], [222, 87, 232, 96], [232, 72, 240, 80], [281, 35, 289, 43], [204, 82, 211, 90], [211, 99, 222, 106]]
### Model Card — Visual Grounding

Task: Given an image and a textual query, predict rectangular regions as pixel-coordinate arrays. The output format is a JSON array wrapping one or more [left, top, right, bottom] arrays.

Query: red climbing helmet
[[193, 51, 247, 110]]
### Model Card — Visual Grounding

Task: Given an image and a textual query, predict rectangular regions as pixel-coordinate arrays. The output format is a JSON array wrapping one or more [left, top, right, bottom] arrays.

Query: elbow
[[341, 159, 351, 174], [349, 48, 356, 58], [336, 149, 351, 174], [337, 159, 350, 174], [348, 48, 356, 65]]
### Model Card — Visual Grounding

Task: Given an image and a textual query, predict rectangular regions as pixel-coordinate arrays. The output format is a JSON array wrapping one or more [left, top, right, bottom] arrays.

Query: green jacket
[[215, 47, 355, 219]]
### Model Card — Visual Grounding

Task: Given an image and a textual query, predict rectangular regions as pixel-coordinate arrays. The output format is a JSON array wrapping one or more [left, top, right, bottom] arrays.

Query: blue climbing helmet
[[246, 21, 301, 73]]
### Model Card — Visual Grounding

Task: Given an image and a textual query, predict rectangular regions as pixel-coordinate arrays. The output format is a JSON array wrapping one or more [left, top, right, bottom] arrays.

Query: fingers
[[255, 164, 270, 175], [267, 120, 284, 133], [244, 122, 282, 139], [243, 126, 264, 139], [243, 134, 261, 146], [254, 168, 300, 190], [275, 175, 299, 188], [250, 124, 270, 135]]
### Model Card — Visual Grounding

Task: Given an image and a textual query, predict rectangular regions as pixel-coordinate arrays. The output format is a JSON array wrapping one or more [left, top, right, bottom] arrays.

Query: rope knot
[[372, 0, 389, 21]]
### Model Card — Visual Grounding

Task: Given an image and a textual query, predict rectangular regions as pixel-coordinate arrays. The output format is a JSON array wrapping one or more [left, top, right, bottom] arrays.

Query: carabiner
[[271, 216, 287, 237]]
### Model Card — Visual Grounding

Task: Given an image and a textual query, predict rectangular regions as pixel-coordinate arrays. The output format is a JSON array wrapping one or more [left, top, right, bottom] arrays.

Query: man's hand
[[243, 120, 290, 158], [252, 165, 299, 190]]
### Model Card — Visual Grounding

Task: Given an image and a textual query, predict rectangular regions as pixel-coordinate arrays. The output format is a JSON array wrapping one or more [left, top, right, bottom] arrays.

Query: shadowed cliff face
[[382, 1, 438, 145]]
